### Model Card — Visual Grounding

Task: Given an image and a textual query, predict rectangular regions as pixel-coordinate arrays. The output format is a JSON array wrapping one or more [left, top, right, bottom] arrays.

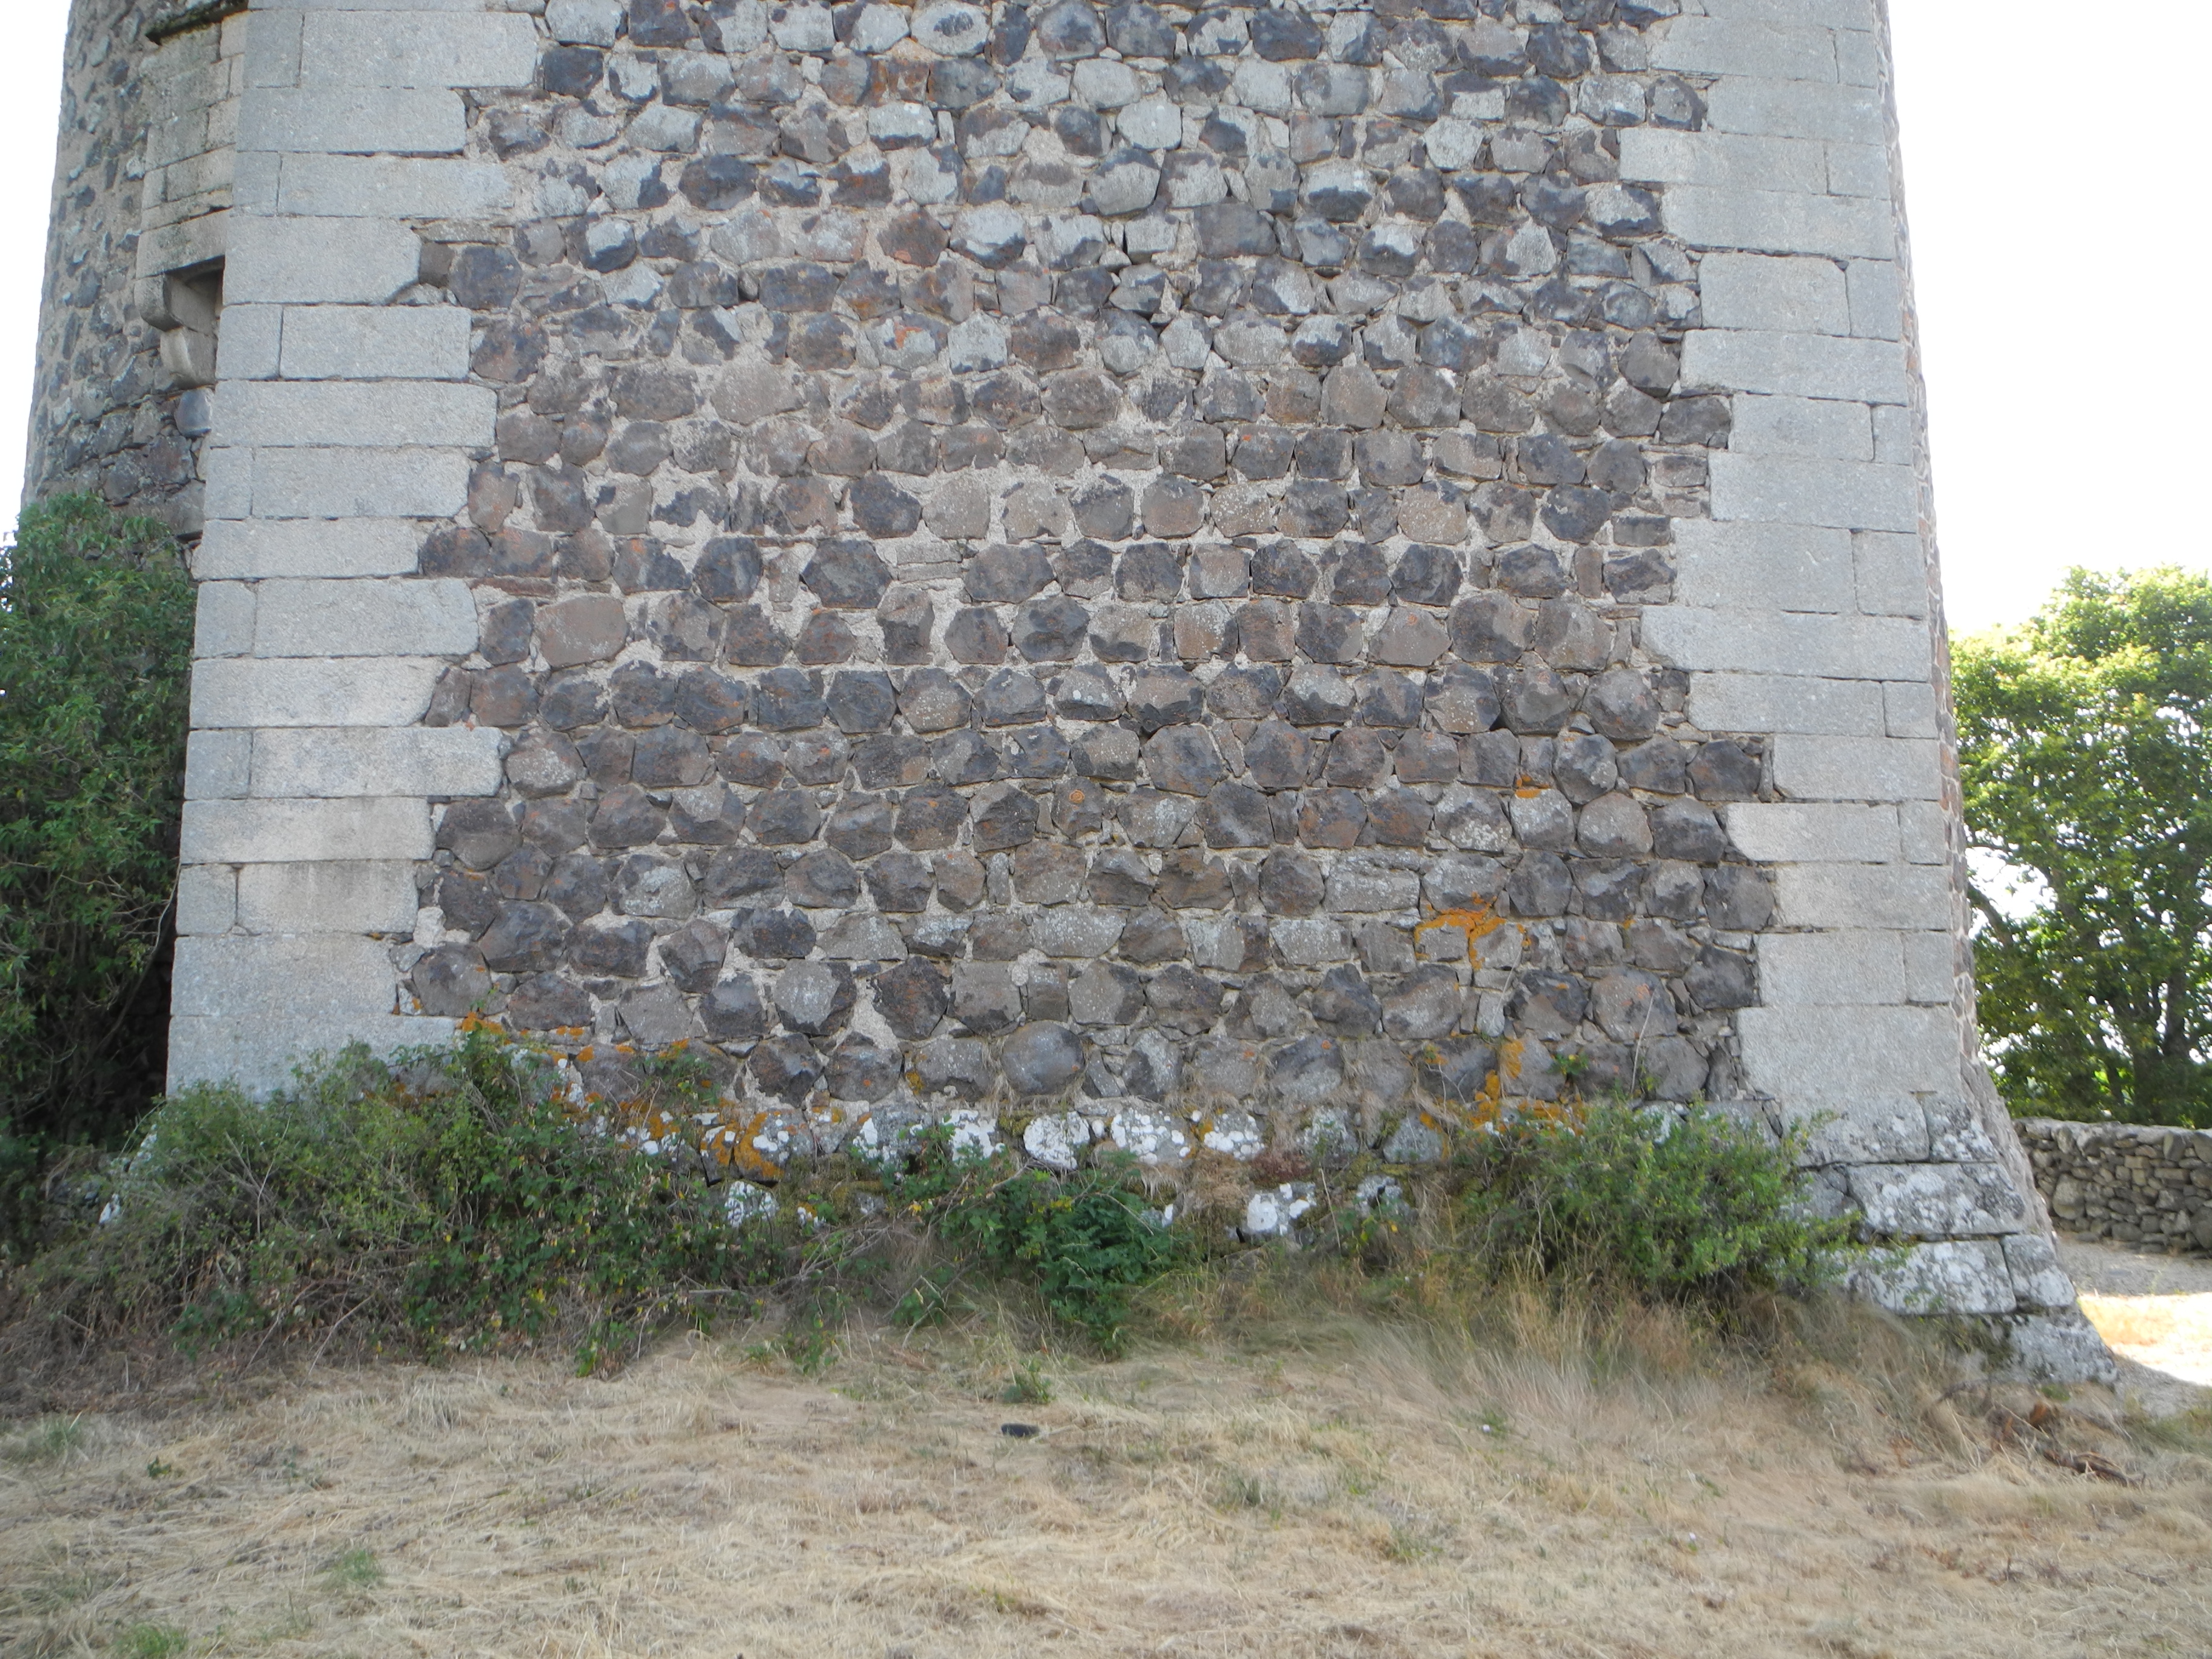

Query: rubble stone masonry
[[27, 0, 2111, 1375]]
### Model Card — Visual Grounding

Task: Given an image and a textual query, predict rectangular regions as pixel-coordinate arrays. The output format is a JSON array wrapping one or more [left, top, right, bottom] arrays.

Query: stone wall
[[26, 0, 243, 529], [2019, 1120, 2212, 1255], [28, 0, 2108, 1375]]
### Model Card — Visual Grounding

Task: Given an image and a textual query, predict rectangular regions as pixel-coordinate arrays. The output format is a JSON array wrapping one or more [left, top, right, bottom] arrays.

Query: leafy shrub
[[1454, 1101, 1854, 1302], [882, 1131, 1183, 1352], [0, 496, 194, 1239], [17, 1028, 1182, 1368], [25, 1029, 774, 1372], [13, 1026, 1846, 1376]]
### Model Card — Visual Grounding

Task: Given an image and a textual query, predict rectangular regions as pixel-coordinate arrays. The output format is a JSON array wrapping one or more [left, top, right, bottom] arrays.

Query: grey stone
[[953, 962, 1023, 1034], [1383, 967, 1463, 1041], [1004, 1021, 1084, 1094]]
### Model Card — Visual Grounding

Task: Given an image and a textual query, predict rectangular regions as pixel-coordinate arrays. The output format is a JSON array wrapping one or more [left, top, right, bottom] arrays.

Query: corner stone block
[[1847, 260, 1906, 341], [1847, 1162, 2028, 1238], [236, 861, 420, 934], [252, 578, 480, 658], [1701, 0, 1879, 30], [1848, 1240, 2017, 1317], [1783, 1094, 1930, 1165], [278, 307, 473, 381], [1771, 862, 1953, 931], [194, 518, 424, 580], [298, 13, 541, 91], [194, 581, 256, 657], [221, 383, 495, 450], [217, 305, 284, 381], [1664, 187, 1896, 262], [1672, 519, 1854, 612], [247, 448, 471, 518], [250, 726, 504, 798], [191, 657, 445, 728], [275, 155, 514, 220], [1702, 77, 1886, 145], [185, 729, 253, 800], [225, 218, 423, 306], [1686, 672, 1885, 737], [181, 797, 434, 865], [2001, 1233, 2078, 1312], [1755, 930, 1905, 1007], [1737, 1002, 1964, 1102], [176, 865, 239, 937], [1727, 397, 1874, 463], [171, 933, 405, 1026], [1680, 330, 1910, 404], [1617, 130, 1828, 196], [1721, 802, 1902, 865], [1642, 606, 1929, 681], [239, 88, 468, 157], [168, 1005, 458, 1096], [1853, 531, 1931, 618], [1711, 454, 1918, 534], [1649, 18, 1840, 82], [1770, 734, 1942, 802]]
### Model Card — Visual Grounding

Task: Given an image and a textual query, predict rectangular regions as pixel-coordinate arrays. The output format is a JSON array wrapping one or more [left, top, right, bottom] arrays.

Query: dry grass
[[4, 1293, 2211, 1659]]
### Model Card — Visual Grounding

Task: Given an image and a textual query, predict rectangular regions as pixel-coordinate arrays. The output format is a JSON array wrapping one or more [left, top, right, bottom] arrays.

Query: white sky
[[0, 1, 2202, 637]]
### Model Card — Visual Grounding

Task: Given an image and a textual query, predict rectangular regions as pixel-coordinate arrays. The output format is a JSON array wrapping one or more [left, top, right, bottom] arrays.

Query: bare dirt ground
[[4, 1301, 2211, 1659], [2067, 1237, 2212, 1394]]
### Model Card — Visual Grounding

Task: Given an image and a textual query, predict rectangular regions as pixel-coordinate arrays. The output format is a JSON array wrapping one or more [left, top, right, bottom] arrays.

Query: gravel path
[[2059, 1236, 2212, 1297]]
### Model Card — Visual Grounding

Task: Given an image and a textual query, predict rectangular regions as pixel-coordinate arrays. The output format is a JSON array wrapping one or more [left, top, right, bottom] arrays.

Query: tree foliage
[[0, 496, 195, 1174], [1954, 567, 2212, 1126]]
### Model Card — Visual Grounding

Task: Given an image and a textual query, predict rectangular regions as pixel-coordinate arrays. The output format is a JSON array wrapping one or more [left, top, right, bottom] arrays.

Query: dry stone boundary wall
[[2019, 1121, 2212, 1256], [26, 0, 2110, 1376]]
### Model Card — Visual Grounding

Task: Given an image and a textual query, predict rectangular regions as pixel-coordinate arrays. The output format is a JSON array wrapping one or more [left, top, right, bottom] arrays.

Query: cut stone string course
[[27, 0, 2111, 1378]]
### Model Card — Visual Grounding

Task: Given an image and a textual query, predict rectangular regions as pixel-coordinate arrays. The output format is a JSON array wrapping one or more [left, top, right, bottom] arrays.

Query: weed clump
[[19, 1028, 773, 1373], [7, 1027, 1855, 1380], [1453, 1100, 1853, 1301]]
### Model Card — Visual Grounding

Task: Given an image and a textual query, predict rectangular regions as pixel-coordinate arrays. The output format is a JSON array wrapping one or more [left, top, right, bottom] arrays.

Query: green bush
[[25, 1028, 774, 1373], [13, 1027, 1846, 1373], [0, 495, 195, 1232], [18, 1028, 1182, 1368], [1454, 1101, 1855, 1302], [883, 1131, 1184, 1353]]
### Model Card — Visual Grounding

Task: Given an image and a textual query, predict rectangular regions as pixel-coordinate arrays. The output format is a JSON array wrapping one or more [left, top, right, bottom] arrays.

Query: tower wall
[[31, 0, 2105, 1375], [29, 0, 244, 529]]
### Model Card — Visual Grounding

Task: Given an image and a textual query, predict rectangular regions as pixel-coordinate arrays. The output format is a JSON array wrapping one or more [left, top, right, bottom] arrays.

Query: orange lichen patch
[[1415, 902, 1513, 965], [458, 1011, 509, 1034], [611, 1101, 687, 1147], [701, 1108, 783, 1181]]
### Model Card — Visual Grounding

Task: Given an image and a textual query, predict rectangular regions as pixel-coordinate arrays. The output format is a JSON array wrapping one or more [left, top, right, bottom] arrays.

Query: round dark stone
[[700, 974, 769, 1042], [588, 785, 668, 849], [1002, 1022, 1084, 1094], [507, 972, 595, 1031], [478, 902, 572, 974], [751, 788, 823, 845], [411, 945, 491, 1017], [896, 784, 969, 850], [749, 1034, 823, 1103]]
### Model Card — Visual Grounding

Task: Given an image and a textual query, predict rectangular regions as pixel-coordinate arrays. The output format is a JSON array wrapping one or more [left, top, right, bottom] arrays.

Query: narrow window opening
[[151, 260, 223, 392]]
